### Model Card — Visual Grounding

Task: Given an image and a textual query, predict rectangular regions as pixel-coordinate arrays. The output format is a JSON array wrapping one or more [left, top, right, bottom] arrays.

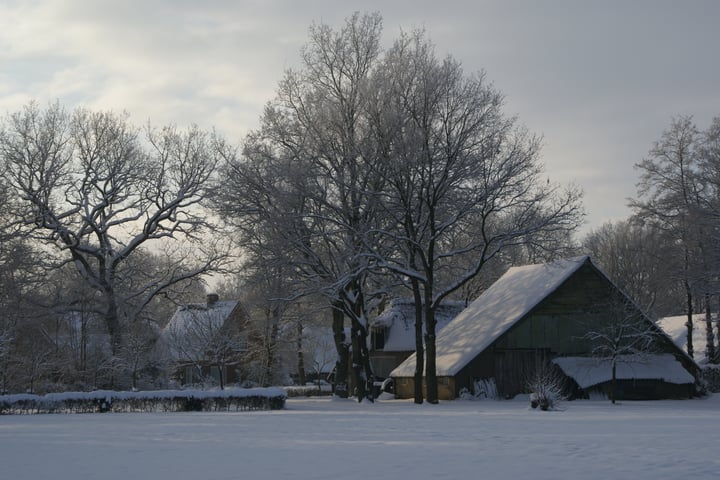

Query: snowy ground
[[2, 395, 719, 480]]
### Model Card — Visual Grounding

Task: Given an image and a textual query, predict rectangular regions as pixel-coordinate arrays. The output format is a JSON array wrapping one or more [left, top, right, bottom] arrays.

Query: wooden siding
[[370, 351, 413, 379]]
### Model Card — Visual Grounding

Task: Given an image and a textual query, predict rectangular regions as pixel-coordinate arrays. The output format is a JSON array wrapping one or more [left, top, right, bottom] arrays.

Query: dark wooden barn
[[391, 256, 698, 400]]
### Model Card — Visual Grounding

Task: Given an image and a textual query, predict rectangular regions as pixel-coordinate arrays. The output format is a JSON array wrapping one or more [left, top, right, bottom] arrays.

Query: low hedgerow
[[0, 387, 286, 415], [700, 365, 720, 393], [282, 384, 333, 397]]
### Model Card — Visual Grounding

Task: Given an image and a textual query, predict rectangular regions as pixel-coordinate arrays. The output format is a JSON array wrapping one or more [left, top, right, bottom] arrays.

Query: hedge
[[0, 387, 286, 414]]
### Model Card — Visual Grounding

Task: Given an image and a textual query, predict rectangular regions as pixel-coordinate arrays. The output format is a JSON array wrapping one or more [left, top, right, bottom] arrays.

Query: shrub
[[459, 378, 498, 400], [527, 363, 566, 411]]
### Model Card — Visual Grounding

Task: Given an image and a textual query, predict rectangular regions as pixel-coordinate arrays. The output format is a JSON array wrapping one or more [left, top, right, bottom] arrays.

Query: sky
[[1, 0, 719, 234]]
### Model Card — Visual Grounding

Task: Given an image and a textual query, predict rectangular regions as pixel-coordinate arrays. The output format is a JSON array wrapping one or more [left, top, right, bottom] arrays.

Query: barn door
[[494, 349, 550, 398]]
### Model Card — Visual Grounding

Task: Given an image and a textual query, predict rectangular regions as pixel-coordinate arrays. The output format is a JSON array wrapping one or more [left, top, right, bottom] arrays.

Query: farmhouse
[[160, 294, 249, 387], [391, 256, 698, 400]]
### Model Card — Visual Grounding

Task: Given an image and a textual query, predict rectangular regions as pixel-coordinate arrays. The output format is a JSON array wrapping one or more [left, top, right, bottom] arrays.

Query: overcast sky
[[2, 0, 719, 234]]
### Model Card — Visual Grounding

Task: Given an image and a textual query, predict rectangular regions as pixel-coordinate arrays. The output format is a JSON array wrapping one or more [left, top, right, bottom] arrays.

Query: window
[[371, 328, 386, 350]]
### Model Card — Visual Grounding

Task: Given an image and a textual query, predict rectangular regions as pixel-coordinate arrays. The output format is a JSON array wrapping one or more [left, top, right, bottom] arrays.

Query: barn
[[390, 256, 698, 400]]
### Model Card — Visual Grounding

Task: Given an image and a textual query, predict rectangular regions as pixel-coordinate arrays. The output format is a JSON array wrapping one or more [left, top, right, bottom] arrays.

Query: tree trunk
[[296, 321, 306, 386], [705, 295, 716, 363], [349, 287, 374, 403], [685, 282, 694, 359], [611, 361, 617, 405], [104, 290, 123, 357], [424, 295, 438, 404], [331, 301, 349, 398], [412, 279, 424, 404], [351, 328, 365, 402], [262, 307, 280, 386], [218, 362, 225, 390]]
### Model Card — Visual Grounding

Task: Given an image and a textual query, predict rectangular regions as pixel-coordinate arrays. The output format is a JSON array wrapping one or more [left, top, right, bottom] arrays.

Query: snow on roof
[[372, 298, 465, 352], [657, 314, 709, 363], [391, 256, 589, 377], [161, 300, 241, 360], [553, 354, 695, 388], [53, 311, 112, 355], [301, 326, 340, 374], [165, 300, 239, 335]]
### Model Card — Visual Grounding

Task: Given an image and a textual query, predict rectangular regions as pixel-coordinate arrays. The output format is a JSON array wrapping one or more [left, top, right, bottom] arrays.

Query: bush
[[527, 363, 566, 411], [700, 365, 720, 393], [459, 378, 498, 400]]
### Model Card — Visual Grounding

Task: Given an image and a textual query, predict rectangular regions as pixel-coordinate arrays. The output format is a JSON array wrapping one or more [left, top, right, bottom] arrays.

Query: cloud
[[1, 0, 719, 231]]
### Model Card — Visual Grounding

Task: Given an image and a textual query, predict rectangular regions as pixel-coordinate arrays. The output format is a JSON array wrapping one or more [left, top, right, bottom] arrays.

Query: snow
[[161, 299, 241, 360], [0, 387, 286, 405], [1, 396, 720, 479], [167, 300, 239, 334], [392, 256, 589, 377], [372, 298, 465, 351], [657, 314, 709, 363], [553, 354, 695, 389]]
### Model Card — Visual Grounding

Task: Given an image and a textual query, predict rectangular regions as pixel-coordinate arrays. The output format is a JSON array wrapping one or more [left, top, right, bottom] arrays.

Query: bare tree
[[372, 30, 584, 404], [0, 102, 232, 358], [214, 13, 387, 401], [632, 116, 719, 361], [583, 296, 659, 404], [583, 220, 684, 318]]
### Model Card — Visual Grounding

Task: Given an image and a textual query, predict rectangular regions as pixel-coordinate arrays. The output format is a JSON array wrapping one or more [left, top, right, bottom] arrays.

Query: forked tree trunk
[[348, 285, 374, 403]]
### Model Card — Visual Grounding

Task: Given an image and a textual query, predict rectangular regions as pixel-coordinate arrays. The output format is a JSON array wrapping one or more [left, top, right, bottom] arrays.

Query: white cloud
[[1, 0, 719, 231]]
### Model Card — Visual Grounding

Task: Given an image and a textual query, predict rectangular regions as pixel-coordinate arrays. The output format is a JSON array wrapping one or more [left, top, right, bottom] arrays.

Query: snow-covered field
[[2, 395, 719, 480]]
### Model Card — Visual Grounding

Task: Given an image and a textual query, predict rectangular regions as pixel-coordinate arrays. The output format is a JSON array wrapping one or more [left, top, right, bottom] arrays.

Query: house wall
[[451, 349, 495, 397], [585, 379, 694, 400], [370, 351, 413, 379], [393, 376, 456, 400]]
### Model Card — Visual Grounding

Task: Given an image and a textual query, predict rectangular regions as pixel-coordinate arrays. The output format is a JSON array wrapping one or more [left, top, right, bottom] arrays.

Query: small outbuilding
[[391, 256, 699, 400]]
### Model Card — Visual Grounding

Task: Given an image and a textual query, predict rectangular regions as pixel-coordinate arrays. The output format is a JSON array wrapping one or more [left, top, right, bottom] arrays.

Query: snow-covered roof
[[391, 256, 589, 377], [301, 326, 339, 374], [657, 314, 709, 363], [165, 300, 239, 335], [372, 298, 465, 352], [161, 299, 242, 361], [54, 311, 112, 355], [553, 354, 695, 388]]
